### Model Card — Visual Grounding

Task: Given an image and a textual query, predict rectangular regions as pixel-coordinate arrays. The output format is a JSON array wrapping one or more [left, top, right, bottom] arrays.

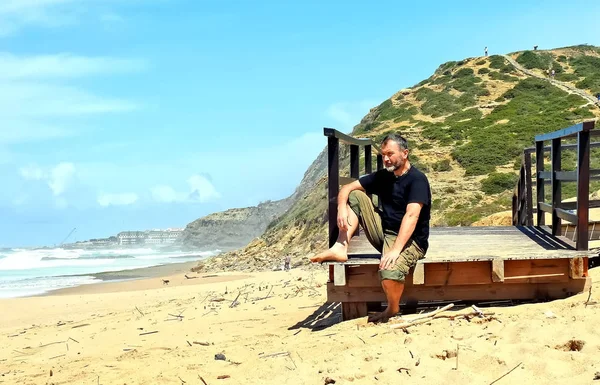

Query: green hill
[[191, 44, 600, 273]]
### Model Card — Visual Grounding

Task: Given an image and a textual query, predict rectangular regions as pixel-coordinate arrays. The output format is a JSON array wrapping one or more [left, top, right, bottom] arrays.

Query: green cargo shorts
[[348, 190, 426, 283]]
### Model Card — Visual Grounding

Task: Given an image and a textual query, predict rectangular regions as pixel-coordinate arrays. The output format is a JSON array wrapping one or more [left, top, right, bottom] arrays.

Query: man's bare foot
[[367, 306, 399, 323], [309, 243, 348, 263]]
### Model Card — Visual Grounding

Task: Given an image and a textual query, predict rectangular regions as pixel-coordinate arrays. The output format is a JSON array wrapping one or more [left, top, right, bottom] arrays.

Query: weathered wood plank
[[333, 265, 346, 286], [413, 264, 425, 285], [424, 262, 492, 286], [492, 259, 505, 282], [503, 259, 569, 283], [327, 278, 591, 303], [345, 226, 596, 263], [569, 257, 584, 279]]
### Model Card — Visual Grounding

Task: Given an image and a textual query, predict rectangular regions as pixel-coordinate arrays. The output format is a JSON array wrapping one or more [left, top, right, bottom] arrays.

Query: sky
[[1, 0, 599, 247]]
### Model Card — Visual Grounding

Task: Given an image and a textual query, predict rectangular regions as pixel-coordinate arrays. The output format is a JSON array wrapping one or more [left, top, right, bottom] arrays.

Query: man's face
[[381, 140, 408, 173]]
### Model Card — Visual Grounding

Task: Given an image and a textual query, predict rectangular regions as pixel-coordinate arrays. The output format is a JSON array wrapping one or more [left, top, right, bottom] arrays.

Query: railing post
[[551, 138, 561, 236], [365, 145, 372, 175], [328, 136, 340, 248], [525, 151, 533, 226], [536, 141, 545, 226], [577, 126, 591, 250], [519, 162, 526, 225], [376, 154, 383, 171], [350, 145, 359, 179]]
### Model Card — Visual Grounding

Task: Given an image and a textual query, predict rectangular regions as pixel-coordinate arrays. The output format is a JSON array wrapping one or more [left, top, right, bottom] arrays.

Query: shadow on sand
[[288, 302, 342, 332]]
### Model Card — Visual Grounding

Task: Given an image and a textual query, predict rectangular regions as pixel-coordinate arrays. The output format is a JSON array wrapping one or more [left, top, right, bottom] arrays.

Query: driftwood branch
[[489, 362, 522, 385], [390, 304, 496, 330]]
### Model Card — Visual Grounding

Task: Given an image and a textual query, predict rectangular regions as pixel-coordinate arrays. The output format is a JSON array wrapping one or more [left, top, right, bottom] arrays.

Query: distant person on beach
[[310, 133, 431, 323], [484, 46, 488, 56], [284, 255, 291, 271]]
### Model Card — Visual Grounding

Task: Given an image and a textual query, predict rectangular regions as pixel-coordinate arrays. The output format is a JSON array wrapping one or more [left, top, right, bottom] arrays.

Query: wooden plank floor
[[346, 226, 597, 263]]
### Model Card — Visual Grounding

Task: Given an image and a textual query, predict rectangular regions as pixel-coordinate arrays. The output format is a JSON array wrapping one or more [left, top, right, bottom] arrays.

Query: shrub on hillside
[[481, 172, 517, 194], [516, 51, 553, 70], [576, 75, 600, 94], [376, 100, 418, 122], [555, 73, 580, 82], [475, 60, 486, 66], [432, 159, 452, 172], [489, 71, 519, 82], [453, 68, 475, 78], [489, 55, 506, 69], [415, 88, 464, 117], [478, 67, 490, 75]]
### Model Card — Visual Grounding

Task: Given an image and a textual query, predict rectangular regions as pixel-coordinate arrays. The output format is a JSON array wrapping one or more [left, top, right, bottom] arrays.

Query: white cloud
[[0, 0, 81, 36], [0, 53, 145, 80], [0, 53, 144, 144], [0, 83, 139, 118], [48, 162, 75, 196], [151, 185, 185, 203], [19, 164, 44, 180], [151, 175, 220, 204], [97, 192, 138, 207], [326, 100, 378, 131], [188, 174, 220, 202]]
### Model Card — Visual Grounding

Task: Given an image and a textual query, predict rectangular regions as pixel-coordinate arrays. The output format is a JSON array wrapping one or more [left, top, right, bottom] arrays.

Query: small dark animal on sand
[[162, 279, 170, 285]]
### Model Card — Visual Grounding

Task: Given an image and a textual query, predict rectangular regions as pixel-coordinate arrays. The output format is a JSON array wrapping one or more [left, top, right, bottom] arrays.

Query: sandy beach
[[2, 262, 600, 385]]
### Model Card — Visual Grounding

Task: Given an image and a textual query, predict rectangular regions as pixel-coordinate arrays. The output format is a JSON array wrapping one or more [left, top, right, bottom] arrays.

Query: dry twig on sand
[[489, 362, 522, 385], [389, 304, 496, 330]]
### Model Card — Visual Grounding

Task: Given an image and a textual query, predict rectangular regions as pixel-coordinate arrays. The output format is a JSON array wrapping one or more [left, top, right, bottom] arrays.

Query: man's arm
[[337, 180, 365, 231], [380, 202, 422, 270]]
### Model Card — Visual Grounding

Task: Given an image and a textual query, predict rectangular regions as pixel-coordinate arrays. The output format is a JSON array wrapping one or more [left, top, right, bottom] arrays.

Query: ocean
[[0, 247, 219, 298]]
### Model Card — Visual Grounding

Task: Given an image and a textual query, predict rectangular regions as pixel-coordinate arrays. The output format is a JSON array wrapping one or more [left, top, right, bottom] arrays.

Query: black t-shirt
[[358, 166, 431, 251]]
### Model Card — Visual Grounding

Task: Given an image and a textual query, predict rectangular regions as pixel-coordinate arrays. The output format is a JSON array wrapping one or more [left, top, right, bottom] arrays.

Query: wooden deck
[[327, 226, 593, 320]]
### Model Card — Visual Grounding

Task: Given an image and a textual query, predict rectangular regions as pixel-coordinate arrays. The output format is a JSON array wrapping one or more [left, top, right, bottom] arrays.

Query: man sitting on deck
[[311, 133, 432, 322]]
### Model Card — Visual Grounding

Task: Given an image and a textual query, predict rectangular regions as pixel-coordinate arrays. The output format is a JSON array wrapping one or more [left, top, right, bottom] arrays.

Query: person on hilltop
[[310, 133, 431, 323], [484, 46, 488, 56]]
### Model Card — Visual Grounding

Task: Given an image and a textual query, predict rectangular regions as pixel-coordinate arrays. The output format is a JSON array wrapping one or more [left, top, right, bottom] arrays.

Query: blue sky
[[1, 0, 599, 247]]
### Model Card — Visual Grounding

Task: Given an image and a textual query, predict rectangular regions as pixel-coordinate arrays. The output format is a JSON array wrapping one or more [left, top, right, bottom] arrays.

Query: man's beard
[[385, 164, 400, 172]]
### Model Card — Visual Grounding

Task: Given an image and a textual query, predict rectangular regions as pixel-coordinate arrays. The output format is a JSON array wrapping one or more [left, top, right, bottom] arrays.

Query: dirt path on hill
[[503, 54, 600, 109]]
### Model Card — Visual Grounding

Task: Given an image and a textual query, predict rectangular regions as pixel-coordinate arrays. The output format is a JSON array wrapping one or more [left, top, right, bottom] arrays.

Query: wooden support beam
[[413, 264, 425, 285], [327, 278, 591, 304], [569, 257, 584, 279], [333, 265, 346, 286], [492, 259, 504, 282], [342, 302, 368, 320]]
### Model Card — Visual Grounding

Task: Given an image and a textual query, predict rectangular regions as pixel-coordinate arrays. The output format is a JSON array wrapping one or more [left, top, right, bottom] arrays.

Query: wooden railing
[[513, 121, 598, 250], [324, 128, 383, 247]]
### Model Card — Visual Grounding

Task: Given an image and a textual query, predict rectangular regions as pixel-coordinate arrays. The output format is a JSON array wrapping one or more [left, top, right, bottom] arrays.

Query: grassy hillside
[[193, 45, 600, 272]]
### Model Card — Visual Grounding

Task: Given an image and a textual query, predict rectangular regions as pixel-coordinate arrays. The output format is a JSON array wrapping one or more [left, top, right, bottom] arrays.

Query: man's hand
[[380, 248, 401, 270], [337, 206, 351, 231]]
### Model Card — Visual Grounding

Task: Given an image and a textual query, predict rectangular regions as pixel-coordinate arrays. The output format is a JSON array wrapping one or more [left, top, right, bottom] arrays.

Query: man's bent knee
[[379, 269, 409, 283]]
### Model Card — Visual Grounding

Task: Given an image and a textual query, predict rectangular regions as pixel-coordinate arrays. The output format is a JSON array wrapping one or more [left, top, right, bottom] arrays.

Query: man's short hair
[[381, 133, 408, 151]]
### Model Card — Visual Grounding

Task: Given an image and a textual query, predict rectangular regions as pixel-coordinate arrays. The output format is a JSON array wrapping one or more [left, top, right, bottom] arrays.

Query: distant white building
[[117, 228, 184, 245]]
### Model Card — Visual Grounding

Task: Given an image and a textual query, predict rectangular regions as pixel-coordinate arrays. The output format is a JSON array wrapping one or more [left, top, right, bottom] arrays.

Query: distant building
[[117, 228, 183, 245], [117, 231, 147, 245]]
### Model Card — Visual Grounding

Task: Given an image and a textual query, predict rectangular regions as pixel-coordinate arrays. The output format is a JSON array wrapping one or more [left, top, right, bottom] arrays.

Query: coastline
[[40, 260, 241, 296]]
